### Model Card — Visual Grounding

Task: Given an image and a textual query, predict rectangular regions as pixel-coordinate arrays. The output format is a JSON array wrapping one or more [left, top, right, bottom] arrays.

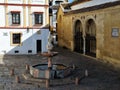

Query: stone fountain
[[30, 32, 71, 79]]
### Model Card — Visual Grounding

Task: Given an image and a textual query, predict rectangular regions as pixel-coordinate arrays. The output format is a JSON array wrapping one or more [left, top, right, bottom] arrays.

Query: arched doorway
[[74, 20, 83, 53], [85, 19, 96, 57]]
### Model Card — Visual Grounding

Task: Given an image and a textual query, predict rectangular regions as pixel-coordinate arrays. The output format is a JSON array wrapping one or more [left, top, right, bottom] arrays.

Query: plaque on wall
[[111, 28, 119, 37]]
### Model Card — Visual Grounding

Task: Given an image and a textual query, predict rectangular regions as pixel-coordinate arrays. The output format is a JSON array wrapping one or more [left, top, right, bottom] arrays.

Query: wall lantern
[[27, 27, 29, 33], [37, 30, 41, 34]]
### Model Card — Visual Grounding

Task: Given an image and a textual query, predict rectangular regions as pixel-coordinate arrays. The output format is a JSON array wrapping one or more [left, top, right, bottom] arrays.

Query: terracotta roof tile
[[65, 1, 120, 15]]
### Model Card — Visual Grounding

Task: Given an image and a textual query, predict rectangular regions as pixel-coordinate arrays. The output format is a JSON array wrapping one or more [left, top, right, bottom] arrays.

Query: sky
[[68, 0, 73, 2]]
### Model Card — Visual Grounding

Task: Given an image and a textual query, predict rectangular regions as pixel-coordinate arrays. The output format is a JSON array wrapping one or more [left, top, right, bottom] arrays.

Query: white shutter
[[32, 13, 35, 25], [8, 13, 12, 25]]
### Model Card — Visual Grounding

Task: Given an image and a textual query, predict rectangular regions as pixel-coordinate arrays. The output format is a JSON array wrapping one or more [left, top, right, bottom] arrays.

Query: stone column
[[83, 36, 86, 54], [82, 20, 86, 55]]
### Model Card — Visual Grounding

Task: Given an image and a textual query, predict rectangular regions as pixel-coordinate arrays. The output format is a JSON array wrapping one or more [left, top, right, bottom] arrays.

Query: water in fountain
[[30, 32, 72, 79]]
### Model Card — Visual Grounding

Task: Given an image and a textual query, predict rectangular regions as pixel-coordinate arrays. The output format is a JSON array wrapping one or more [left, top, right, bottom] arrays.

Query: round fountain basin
[[30, 64, 71, 79]]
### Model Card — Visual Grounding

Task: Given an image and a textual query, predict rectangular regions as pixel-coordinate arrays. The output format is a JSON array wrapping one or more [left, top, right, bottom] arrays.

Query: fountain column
[[48, 57, 52, 69], [47, 32, 53, 69]]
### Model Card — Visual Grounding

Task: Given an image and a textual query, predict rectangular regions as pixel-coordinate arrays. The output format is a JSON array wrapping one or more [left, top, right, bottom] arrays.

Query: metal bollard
[[26, 64, 30, 71], [10, 68, 14, 76], [75, 77, 79, 85], [85, 69, 88, 77], [72, 64, 75, 70], [15, 76, 20, 83], [46, 79, 50, 88]]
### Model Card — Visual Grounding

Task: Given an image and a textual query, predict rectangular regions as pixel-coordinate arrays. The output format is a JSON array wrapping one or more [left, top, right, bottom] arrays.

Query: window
[[49, 1, 52, 6], [34, 12, 43, 25], [55, 1, 63, 5], [11, 11, 20, 24], [49, 8, 52, 13], [10, 32, 22, 46], [13, 33, 21, 44]]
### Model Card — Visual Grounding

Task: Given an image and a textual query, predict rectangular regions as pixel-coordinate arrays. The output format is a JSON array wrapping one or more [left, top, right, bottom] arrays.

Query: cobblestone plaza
[[0, 46, 120, 90]]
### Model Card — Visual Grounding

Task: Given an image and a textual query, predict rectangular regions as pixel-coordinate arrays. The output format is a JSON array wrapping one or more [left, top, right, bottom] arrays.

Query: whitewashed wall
[[0, 29, 49, 55], [31, 0, 45, 4], [31, 7, 46, 26], [0, 0, 49, 55], [0, 6, 5, 27], [7, 6, 24, 27], [0, 0, 47, 27], [7, 0, 45, 4]]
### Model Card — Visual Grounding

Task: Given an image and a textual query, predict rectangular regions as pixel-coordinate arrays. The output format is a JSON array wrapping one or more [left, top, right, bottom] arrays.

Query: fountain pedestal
[[30, 32, 72, 79]]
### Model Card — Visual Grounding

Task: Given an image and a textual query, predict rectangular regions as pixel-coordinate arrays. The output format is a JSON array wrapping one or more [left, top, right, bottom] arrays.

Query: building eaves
[[65, 1, 120, 15], [61, 3, 71, 9], [69, 0, 91, 6], [60, 3, 71, 13], [52, 5, 60, 10]]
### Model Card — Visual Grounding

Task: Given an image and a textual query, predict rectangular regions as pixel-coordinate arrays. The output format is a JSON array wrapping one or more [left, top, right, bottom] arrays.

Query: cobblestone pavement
[[0, 46, 120, 90]]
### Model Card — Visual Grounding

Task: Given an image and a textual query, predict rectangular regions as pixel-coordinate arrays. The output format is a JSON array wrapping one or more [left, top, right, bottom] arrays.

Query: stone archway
[[74, 20, 83, 53], [85, 19, 96, 57]]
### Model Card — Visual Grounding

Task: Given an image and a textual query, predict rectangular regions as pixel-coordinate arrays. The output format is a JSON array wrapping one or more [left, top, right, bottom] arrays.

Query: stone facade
[[57, 1, 120, 68]]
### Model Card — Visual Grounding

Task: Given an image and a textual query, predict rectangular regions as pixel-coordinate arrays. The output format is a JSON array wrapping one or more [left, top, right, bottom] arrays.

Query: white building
[[49, 0, 68, 45], [0, 0, 49, 55], [50, 0, 68, 31]]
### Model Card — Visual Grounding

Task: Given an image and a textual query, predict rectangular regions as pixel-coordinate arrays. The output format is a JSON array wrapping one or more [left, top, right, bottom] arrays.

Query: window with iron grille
[[11, 12, 20, 24], [34, 13, 43, 24], [12, 33, 21, 44], [10, 32, 22, 46]]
